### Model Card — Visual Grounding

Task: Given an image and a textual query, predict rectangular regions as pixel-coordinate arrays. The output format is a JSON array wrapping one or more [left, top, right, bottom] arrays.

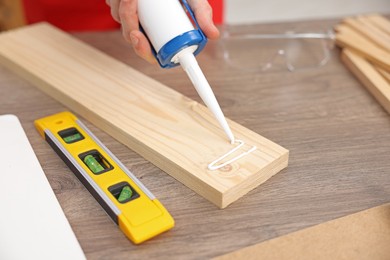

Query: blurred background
[[0, 0, 389, 31], [226, 0, 390, 24]]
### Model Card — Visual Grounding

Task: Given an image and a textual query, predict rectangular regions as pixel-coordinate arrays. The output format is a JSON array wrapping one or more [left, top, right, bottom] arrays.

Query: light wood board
[[377, 66, 390, 84], [343, 17, 390, 53], [361, 14, 390, 36], [214, 203, 390, 260], [336, 14, 390, 115], [335, 23, 390, 71], [0, 23, 288, 208], [341, 49, 390, 115]]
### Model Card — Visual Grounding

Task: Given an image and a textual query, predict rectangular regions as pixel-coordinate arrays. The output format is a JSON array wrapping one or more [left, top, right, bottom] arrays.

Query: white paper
[[0, 115, 86, 260]]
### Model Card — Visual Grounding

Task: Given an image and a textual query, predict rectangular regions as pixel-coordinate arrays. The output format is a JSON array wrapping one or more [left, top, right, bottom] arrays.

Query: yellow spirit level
[[35, 111, 174, 244]]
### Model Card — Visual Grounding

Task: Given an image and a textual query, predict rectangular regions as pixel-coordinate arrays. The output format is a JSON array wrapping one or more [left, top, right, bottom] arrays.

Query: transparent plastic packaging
[[220, 26, 335, 72]]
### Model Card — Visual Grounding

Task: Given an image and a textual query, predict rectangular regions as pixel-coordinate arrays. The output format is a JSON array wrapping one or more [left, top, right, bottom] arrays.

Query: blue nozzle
[[154, 0, 208, 68], [156, 30, 207, 68]]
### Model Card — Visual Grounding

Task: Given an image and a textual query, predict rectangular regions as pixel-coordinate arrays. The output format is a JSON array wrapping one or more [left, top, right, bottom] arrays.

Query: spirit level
[[35, 111, 174, 244]]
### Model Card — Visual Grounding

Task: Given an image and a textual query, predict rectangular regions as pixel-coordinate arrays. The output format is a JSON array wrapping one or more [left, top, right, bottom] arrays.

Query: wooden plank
[[377, 67, 390, 84], [363, 14, 390, 36], [341, 49, 390, 114], [214, 204, 390, 260], [0, 23, 288, 208], [335, 24, 390, 71], [343, 17, 390, 53]]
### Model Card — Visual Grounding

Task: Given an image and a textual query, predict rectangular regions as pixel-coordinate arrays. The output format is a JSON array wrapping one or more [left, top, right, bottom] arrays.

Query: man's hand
[[106, 0, 220, 64]]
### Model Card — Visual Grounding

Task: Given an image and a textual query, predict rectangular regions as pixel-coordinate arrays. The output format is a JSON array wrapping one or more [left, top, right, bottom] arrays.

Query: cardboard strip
[[214, 203, 390, 260]]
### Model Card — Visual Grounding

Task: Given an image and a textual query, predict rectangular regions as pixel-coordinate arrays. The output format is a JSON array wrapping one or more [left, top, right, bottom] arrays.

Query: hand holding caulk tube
[[106, 0, 220, 64], [107, 0, 235, 143]]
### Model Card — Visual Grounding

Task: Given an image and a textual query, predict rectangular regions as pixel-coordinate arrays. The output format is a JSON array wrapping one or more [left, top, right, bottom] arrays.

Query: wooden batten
[[0, 23, 289, 208], [342, 49, 390, 114], [336, 14, 390, 116], [335, 24, 390, 72]]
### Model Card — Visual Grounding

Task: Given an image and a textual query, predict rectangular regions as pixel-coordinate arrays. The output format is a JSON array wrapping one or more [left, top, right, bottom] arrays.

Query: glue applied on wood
[[0, 23, 289, 208]]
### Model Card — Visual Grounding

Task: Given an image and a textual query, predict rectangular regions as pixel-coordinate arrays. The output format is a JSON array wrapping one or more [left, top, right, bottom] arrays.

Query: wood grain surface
[[335, 24, 390, 71], [343, 16, 390, 53], [341, 49, 390, 114], [378, 67, 390, 83], [361, 14, 390, 35], [336, 15, 390, 115], [1, 17, 390, 259], [0, 23, 288, 208]]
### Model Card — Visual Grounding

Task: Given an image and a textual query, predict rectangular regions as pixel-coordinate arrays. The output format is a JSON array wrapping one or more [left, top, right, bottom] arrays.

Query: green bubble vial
[[118, 186, 133, 202], [84, 155, 105, 173], [63, 133, 82, 143]]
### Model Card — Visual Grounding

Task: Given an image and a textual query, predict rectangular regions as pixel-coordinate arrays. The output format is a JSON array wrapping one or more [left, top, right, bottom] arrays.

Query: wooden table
[[1, 18, 390, 259]]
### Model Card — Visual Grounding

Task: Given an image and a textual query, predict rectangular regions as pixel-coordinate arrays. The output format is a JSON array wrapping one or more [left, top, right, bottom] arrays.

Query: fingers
[[118, 0, 138, 43], [187, 0, 220, 40], [118, 0, 139, 32], [107, 0, 121, 23], [129, 30, 158, 64], [117, 0, 157, 64]]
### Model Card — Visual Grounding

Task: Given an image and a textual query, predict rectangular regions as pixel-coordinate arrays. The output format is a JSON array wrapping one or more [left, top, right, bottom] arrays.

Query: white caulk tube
[[138, 0, 235, 143]]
